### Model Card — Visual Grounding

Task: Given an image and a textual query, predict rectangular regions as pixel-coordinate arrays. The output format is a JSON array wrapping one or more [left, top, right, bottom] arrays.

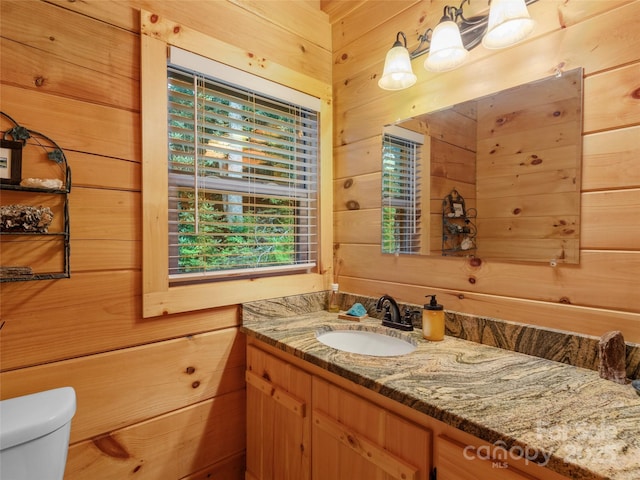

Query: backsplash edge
[[242, 290, 640, 380]]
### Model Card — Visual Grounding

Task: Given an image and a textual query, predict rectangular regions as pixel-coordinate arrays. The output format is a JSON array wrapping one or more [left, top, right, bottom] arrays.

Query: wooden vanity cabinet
[[312, 377, 432, 480], [436, 435, 537, 480], [246, 345, 312, 480], [245, 340, 571, 480]]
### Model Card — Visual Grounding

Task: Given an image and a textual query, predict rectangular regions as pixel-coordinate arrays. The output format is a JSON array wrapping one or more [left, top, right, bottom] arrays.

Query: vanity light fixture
[[424, 5, 471, 72], [378, 0, 537, 90], [483, 0, 536, 48], [378, 32, 417, 91]]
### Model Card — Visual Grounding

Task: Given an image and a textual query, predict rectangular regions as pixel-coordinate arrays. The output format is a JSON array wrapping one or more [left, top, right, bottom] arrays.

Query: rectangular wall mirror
[[382, 67, 583, 264]]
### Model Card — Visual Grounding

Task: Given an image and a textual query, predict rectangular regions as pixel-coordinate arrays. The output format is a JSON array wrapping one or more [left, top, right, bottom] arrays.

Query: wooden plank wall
[[330, 0, 640, 341], [0, 1, 330, 479], [475, 70, 582, 264]]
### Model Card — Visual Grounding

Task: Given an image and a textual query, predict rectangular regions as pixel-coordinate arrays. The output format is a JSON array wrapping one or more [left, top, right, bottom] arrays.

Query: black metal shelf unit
[[1, 111, 71, 282]]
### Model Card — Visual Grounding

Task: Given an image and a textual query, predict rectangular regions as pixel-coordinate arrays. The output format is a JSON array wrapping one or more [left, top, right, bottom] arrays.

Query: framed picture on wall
[[452, 202, 465, 217], [0, 139, 22, 185]]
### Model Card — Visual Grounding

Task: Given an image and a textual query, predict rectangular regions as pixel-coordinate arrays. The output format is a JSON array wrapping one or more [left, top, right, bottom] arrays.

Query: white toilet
[[0, 387, 76, 480]]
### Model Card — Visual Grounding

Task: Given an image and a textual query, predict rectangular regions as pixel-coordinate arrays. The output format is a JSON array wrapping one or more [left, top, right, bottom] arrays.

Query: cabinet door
[[312, 377, 432, 480], [436, 435, 537, 480], [246, 345, 311, 480]]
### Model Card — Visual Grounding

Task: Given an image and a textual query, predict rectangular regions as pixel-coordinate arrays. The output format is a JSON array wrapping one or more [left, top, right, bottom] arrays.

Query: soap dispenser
[[422, 295, 444, 341], [328, 283, 340, 313]]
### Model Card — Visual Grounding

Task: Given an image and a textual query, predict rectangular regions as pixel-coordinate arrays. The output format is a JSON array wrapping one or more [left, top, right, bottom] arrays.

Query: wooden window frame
[[140, 10, 332, 317]]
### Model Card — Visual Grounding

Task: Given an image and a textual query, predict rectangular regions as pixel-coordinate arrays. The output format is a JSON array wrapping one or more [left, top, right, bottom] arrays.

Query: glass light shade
[[378, 44, 417, 90], [482, 0, 535, 49], [424, 20, 469, 72]]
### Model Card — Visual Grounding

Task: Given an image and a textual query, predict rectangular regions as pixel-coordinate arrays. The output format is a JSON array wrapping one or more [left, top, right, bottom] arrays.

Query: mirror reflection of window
[[381, 126, 424, 255]]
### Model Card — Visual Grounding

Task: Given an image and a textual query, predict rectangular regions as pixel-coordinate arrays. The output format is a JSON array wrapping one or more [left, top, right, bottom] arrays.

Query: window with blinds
[[381, 132, 422, 255], [167, 61, 319, 281]]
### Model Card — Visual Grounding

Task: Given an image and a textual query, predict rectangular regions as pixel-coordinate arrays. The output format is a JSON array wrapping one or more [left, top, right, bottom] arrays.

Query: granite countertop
[[241, 298, 640, 480]]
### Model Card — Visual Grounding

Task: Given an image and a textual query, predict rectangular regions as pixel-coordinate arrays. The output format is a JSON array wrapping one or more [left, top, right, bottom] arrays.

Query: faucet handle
[[402, 307, 419, 327]]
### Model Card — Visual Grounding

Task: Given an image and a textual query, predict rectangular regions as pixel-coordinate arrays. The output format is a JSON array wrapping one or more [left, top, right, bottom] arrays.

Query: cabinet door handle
[[245, 370, 306, 417], [313, 409, 418, 480]]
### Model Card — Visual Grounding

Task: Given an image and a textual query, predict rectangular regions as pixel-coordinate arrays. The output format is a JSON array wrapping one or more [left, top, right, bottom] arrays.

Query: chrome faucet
[[376, 295, 414, 331]]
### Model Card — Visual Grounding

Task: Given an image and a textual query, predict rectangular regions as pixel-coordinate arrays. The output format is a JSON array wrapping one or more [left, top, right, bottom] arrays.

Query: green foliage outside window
[[168, 69, 316, 276]]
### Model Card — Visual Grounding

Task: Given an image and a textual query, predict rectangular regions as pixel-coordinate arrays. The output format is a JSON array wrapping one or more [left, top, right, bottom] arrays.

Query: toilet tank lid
[[0, 387, 76, 450]]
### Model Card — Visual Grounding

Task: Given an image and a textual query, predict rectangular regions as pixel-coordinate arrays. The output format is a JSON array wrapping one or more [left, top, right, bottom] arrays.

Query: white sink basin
[[316, 329, 416, 357]]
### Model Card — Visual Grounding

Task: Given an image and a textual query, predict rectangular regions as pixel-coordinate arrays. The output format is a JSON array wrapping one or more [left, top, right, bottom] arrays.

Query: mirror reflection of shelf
[[442, 189, 476, 257]]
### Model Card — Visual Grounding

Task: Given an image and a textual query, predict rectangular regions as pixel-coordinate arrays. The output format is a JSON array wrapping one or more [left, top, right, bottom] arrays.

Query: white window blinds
[[382, 131, 422, 255], [167, 54, 319, 281]]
